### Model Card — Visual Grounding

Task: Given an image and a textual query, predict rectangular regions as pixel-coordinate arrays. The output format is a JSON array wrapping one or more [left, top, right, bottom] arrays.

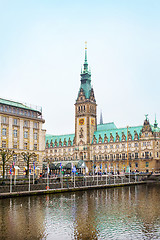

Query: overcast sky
[[0, 0, 160, 135]]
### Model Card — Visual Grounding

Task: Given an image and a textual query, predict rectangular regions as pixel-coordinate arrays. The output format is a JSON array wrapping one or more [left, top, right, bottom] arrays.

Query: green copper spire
[[154, 114, 158, 128], [77, 42, 92, 99]]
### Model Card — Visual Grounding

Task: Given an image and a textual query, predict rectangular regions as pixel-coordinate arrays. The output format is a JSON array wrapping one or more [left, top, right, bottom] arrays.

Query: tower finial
[[85, 41, 87, 63]]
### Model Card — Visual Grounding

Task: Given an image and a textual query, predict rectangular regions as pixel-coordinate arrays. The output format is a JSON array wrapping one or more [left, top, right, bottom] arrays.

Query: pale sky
[[0, 0, 160, 135]]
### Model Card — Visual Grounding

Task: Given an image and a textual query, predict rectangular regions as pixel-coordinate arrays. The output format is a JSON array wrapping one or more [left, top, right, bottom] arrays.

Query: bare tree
[[0, 149, 15, 179], [21, 152, 36, 177]]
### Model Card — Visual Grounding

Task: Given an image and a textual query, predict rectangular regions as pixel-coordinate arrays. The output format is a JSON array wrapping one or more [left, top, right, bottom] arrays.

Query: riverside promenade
[[0, 174, 151, 199]]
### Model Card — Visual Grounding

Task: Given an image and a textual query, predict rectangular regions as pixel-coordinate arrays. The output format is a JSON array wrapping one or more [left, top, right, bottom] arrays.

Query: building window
[[28, 111, 31, 117], [116, 145, 119, 149], [145, 152, 149, 159], [34, 144, 37, 150], [135, 152, 138, 159], [2, 141, 6, 148], [5, 106, 8, 112], [24, 111, 27, 116], [135, 142, 138, 147], [110, 145, 113, 149], [24, 131, 28, 138], [13, 142, 17, 149], [2, 128, 6, 136], [143, 142, 146, 146], [9, 107, 11, 113], [32, 112, 34, 118], [24, 143, 28, 149], [2, 117, 7, 124], [0, 105, 3, 111], [13, 130, 18, 138], [116, 154, 119, 160], [128, 144, 131, 148], [145, 133, 148, 137], [157, 152, 159, 157], [110, 154, 113, 160], [13, 108, 16, 114], [21, 110, 23, 115], [34, 122, 38, 128], [34, 132, 37, 140], [104, 145, 107, 149], [122, 144, 125, 148], [13, 118, 18, 125], [24, 120, 28, 127], [128, 153, 131, 160], [146, 162, 149, 168], [122, 153, 125, 160], [135, 162, 138, 168]]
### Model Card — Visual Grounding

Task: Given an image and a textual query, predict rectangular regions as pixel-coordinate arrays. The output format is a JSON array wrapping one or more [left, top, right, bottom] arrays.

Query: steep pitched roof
[[46, 133, 75, 147], [93, 125, 143, 143]]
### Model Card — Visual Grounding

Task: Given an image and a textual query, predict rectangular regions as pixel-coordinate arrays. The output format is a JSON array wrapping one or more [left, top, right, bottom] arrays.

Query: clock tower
[[75, 43, 97, 163]]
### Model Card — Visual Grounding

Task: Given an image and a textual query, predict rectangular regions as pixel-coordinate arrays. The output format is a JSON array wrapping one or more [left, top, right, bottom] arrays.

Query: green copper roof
[[0, 98, 41, 112], [93, 125, 143, 143], [97, 122, 117, 131], [46, 134, 75, 147]]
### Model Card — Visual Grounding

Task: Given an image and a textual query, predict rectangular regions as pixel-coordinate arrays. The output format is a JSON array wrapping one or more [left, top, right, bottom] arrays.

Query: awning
[[77, 160, 86, 169], [49, 163, 56, 170], [65, 163, 72, 169]]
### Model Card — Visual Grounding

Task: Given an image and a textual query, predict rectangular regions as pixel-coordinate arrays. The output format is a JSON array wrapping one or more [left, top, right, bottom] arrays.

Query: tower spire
[[100, 110, 103, 125], [84, 41, 88, 71], [85, 41, 87, 63], [154, 114, 158, 128]]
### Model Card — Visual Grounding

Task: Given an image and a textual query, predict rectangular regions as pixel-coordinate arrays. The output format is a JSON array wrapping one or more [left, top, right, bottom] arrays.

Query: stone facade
[[45, 46, 160, 174], [0, 99, 46, 176]]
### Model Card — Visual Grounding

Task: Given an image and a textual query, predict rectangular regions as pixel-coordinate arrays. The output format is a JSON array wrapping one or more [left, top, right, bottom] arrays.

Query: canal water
[[0, 183, 160, 240]]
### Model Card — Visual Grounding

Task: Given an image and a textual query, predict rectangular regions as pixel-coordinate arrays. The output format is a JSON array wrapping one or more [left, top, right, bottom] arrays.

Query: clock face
[[91, 118, 95, 125], [79, 118, 84, 125]]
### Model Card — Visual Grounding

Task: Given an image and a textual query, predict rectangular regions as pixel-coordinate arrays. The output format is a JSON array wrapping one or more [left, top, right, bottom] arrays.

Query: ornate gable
[[89, 88, 96, 102], [98, 134, 102, 143], [116, 132, 120, 142], [141, 116, 153, 138], [50, 140, 53, 148], [128, 131, 132, 141], [104, 134, 108, 143], [134, 131, 138, 140], [122, 131, 126, 141], [110, 133, 114, 142], [68, 137, 71, 146], [77, 88, 86, 102], [93, 135, 97, 144], [59, 139, 62, 147], [54, 139, 57, 147]]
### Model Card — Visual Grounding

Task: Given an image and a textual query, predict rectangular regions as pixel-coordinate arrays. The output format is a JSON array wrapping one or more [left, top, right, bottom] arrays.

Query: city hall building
[[46, 46, 160, 174]]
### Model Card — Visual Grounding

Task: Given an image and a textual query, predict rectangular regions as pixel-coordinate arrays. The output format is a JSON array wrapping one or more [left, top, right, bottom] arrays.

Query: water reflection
[[0, 183, 159, 240]]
